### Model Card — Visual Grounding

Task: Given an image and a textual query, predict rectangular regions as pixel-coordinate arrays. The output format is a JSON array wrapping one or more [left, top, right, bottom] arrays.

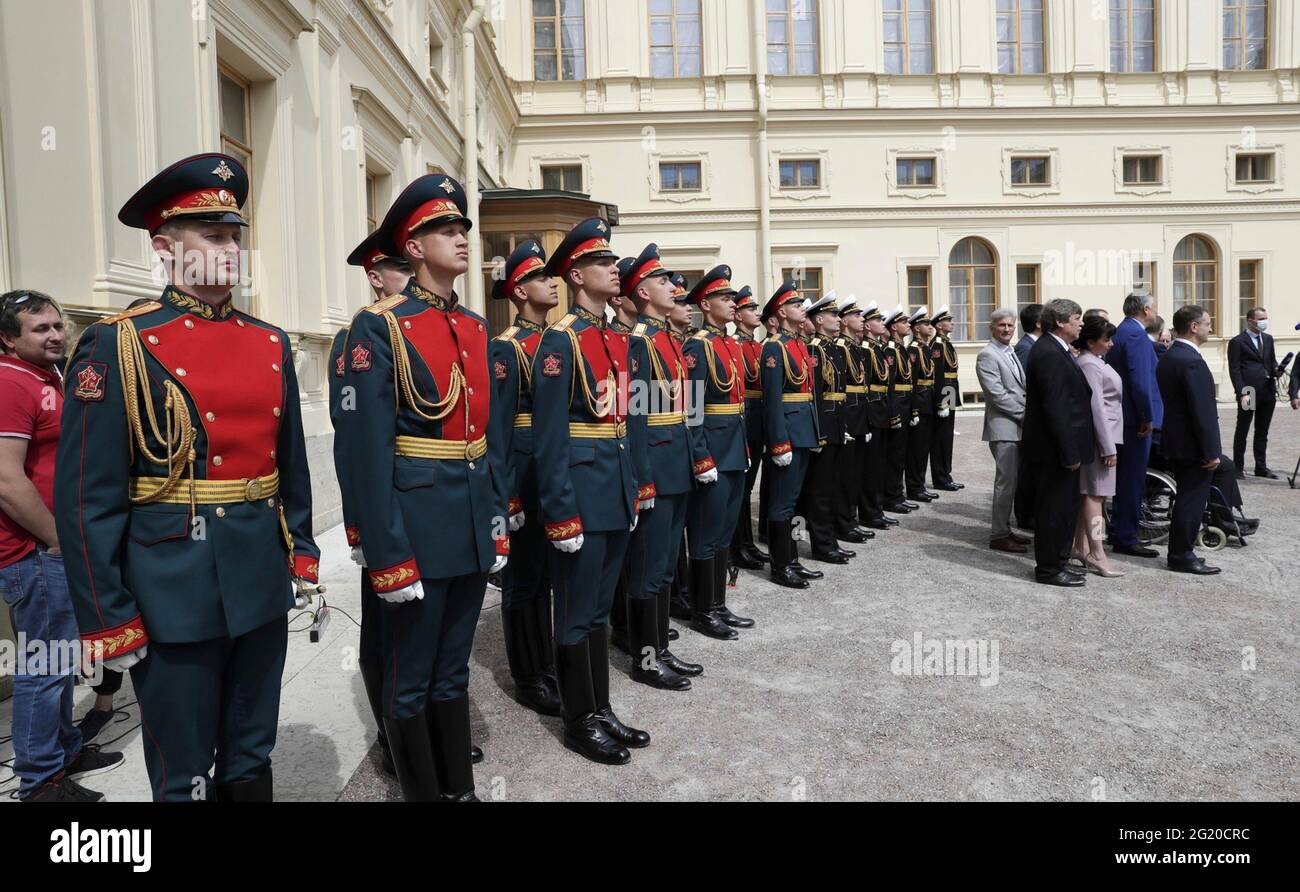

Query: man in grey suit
[[976, 309, 1031, 554]]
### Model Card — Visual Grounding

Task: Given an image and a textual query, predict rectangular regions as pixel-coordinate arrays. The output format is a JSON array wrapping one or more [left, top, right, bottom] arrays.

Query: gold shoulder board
[[363, 295, 408, 315], [690, 332, 709, 341], [101, 301, 161, 326], [495, 325, 520, 342], [632, 322, 648, 337], [549, 313, 576, 332]]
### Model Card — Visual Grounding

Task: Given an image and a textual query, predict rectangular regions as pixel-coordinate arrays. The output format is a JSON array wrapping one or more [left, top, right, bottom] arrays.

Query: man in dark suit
[[1156, 305, 1223, 575], [1021, 299, 1094, 587], [1106, 293, 1163, 558], [1227, 308, 1283, 479], [1013, 303, 1043, 530]]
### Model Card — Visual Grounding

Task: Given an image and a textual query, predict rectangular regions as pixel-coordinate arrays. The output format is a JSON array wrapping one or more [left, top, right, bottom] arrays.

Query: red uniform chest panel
[[742, 341, 762, 384], [576, 326, 628, 422], [710, 337, 744, 404], [402, 307, 490, 441], [141, 316, 283, 480], [517, 331, 541, 359], [791, 341, 813, 394], [651, 330, 687, 412]]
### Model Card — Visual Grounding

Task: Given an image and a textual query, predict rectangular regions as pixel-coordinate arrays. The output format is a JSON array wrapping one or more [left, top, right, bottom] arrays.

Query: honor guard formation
[[18, 154, 969, 802]]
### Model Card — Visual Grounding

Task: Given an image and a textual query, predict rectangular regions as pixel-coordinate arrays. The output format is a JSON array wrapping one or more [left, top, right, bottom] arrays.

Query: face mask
[[1255, 319, 1270, 333]]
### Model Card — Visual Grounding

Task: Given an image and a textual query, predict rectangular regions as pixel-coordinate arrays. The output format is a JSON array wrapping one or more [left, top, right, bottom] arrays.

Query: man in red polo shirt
[[0, 290, 123, 801]]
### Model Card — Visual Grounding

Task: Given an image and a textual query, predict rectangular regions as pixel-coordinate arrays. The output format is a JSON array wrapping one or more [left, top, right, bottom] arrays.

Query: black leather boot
[[359, 658, 395, 776], [383, 712, 443, 801], [590, 627, 650, 748], [689, 557, 737, 640], [657, 584, 703, 676], [609, 571, 630, 653], [531, 595, 561, 703], [502, 602, 562, 717], [214, 766, 273, 802], [669, 540, 693, 619], [429, 697, 478, 802], [627, 596, 690, 691], [768, 520, 809, 589], [556, 638, 629, 765], [713, 553, 754, 628]]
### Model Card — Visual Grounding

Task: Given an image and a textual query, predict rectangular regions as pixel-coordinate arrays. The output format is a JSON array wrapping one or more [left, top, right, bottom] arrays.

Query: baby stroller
[[1122, 468, 1257, 550]]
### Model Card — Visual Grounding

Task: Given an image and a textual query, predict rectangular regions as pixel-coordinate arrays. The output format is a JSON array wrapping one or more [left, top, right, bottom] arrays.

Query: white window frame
[[532, 153, 591, 193], [1114, 145, 1172, 196], [1226, 143, 1284, 195], [887, 148, 946, 198], [649, 152, 711, 204], [770, 149, 831, 201], [1001, 147, 1060, 198]]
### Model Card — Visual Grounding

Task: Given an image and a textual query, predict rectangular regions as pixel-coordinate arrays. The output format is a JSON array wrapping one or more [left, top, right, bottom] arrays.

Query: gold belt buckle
[[244, 478, 263, 502]]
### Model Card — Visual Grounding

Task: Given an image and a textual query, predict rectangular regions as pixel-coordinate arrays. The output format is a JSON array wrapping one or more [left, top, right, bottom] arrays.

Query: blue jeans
[[1, 546, 83, 797]]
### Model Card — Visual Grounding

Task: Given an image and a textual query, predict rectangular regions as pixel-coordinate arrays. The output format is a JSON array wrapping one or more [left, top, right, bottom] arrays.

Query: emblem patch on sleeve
[[350, 342, 373, 372], [630, 357, 639, 375], [542, 353, 563, 378], [494, 360, 508, 381], [334, 352, 345, 378], [72, 362, 107, 401], [684, 354, 697, 370], [932, 349, 940, 359], [765, 356, 777, 368]]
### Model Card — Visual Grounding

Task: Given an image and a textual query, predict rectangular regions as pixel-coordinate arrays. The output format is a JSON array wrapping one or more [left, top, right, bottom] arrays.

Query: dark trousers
[[797, 444, 839, 552], [689, 469, 744, 560], [1032, 462, 1082, 575], [130, 615, 287, 801], [638, 492, 688, 595], [735, 440, 764, 547], [1014, 449, 1037, 530], [930, 411, 956, 485], [1169, 463, 1214, 561], [359, 572, 382, 675], [859, 426, 888, 520], [1110, 429, 1152, 548], [885, 426, 908, 501], [382, 573, 486, 718], [835, 438, 864, 532], [502, 515, 551, 609], [1233, 398, 1276, 470], [552, 530, 631, 645], [765, 449, 809, 522], [905, 415, 933, 495], [94, 668, 124, 697]]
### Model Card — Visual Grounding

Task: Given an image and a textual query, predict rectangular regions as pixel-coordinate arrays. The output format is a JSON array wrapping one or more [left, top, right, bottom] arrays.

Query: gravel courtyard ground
[[4, 406, 1296, 802]]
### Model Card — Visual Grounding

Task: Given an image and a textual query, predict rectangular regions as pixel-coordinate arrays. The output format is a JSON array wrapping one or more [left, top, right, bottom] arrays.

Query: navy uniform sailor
[[882, 305, 919, 514], [929, 305, 964, 491], [905, 307, 940, 503]]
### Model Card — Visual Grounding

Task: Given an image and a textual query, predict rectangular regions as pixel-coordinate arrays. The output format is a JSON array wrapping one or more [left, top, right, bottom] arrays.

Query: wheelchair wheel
[[1197, 526, 1228, 551]]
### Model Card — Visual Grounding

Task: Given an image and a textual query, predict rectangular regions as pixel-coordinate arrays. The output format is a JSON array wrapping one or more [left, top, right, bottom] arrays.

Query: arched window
[[948, 237, 998, 342], [1173, 235, 1219, 323]]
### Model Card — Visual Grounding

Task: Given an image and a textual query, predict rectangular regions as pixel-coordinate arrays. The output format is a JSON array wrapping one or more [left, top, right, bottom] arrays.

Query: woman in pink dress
[[1073, 317, 1125, 577]]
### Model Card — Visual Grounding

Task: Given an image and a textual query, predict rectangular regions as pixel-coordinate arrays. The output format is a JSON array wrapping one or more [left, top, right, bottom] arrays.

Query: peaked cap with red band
[[734, 285, 758, 310], [377, 174, 473, 258], [347, 229, 409, 274], [118, 153, 249, 234], [493, 239, 549, 300], [617, 243, 670, 298], [545, 217, 617, 279], [760, 279, 801, 324], [687, 264, 738, 306]]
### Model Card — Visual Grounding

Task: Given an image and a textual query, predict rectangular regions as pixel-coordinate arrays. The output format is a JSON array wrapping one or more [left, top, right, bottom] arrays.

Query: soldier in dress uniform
[[668, 283, 695, 340], [533, 218, 652, 765], [905, 307, 940, 504], [488, 240, 563, 718], [831, 295, 874, 544], [54, 153, 322, 801], [665, 272, 696, 622], [331, 232, 412, 777], [339, 174, 509, 802], [929, 305, 965, 491], [760, 281, 822, 589], [617, 245, 704, 685], [729, 286, 769, 570], [859, 302, 900, 529], [882, 305, 920, 515], [604, 282, 640, 652], [798, 294, 854, 564], [683, 266, 755, 637]]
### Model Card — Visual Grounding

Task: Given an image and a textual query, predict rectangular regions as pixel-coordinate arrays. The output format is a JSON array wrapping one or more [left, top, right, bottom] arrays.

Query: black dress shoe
[[908, 491, 935, 503], [1112, 542, 1160, 558], [564, 715, 631, 765], [660, 649, 704, 676], [876, 516, 900, 527], [556, 638, 632, 766], [626, 597, 691, 691], [596, 707, 651, 748], [729, 547, 765, 570], [717, 607, 755, 629], [837, 528, 868, 543], [935, 482, 962, 492], [1254, 467, 1280, 480], [902, 500, 919, 510], [883, 502, 914, 514], [810, 550, 850, 565], [688, 557, 738, 640], [471, 746, 483, 764], [770, 566, 810, 589], [1061, 564, 1086, 578], [790, 559, 824, 580], [1168, 557, 1221, 575], [667, 628, 679, 640], [1036, 570, 1085, 587]]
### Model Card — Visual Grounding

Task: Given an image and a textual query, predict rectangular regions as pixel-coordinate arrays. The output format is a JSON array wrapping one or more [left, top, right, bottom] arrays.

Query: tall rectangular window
[[767, 0, 819, 76], [784, 267, 823, 305], [997, 0, 1045, 74], [542, 164, 583, 192], [1224, 0, 1269, 71], [365, 173, 378, 234], [907, 266, 931, 310], [534, 0, 586, 81], [883, 0, 934, 75], [1239, 260, 1262, 330], [1109, 0, 1156, 73], [1016, 264, 1040, 311], [650, 0, 702, 78]]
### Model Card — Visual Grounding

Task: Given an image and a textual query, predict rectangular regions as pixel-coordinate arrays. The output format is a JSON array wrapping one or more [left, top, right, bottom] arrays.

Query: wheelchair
[[1117, 469, 1255, 551]]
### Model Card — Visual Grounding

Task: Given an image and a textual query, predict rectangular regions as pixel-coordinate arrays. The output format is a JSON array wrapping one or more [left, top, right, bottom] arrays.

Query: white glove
[[553, 534, 584, 554], [865, 432, 873, 443], [938, 407, 951, 419], [378, 580, 425, 604], [773, 452, 793, 468], [909, 416, 920, 427], [640, 497, 656, 511], [695, 468, 718, 485], [294, 578, 327, 610], [509, 512, 525, 532], [491, 555, 508, 574], [350, 546, 367, 567], [630, 514, 639, 533], [843, 433, 853, 444], [102, 646, 147, 673]]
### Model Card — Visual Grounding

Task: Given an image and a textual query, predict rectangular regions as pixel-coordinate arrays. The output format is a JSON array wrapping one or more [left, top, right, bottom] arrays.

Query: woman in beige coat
[[1073, 317, 1125, 577]]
